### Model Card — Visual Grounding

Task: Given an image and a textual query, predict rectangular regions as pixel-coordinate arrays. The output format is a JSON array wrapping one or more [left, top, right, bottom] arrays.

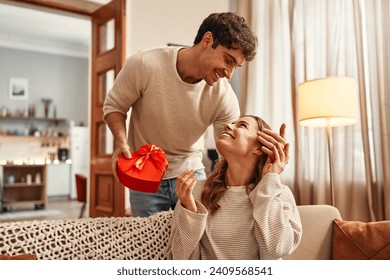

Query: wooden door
[[89, 0, 126, 217]]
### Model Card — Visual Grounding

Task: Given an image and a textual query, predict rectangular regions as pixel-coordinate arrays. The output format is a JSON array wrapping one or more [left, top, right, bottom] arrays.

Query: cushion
[[332, 219, 390, 260], [0, 253, 37, 260]]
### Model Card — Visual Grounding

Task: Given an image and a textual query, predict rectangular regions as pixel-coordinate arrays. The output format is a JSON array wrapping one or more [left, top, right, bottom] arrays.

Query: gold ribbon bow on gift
[[133, 144, 168, 173]]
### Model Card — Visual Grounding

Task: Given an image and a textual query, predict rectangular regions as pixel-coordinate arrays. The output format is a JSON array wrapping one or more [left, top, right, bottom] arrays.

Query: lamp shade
[[298, 77, 359, 127]]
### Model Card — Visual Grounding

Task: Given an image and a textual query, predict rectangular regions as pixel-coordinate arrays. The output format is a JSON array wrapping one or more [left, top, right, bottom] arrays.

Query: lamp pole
[[326, 120, 335, 206]]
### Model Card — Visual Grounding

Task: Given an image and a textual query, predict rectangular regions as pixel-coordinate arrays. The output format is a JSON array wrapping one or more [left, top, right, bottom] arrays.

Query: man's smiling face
[[199, 33, 246, 86]]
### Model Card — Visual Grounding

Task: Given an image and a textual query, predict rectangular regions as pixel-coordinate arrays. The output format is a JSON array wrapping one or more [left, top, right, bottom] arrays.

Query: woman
[[167, 115, 302, 260]]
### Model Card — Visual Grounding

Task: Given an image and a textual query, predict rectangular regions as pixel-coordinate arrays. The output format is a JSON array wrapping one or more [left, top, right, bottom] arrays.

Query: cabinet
[[46, 163, 71, 197], [0, 164, 46, 211]]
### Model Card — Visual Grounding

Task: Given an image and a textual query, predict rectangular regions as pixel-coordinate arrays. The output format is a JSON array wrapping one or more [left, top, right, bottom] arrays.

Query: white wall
[[126, 0, 231, 56], [0, 47, 89, 125]]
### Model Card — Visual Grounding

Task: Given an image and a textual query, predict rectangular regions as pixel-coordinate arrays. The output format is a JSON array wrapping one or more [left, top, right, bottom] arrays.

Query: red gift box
[[117, 144, 168, 193]]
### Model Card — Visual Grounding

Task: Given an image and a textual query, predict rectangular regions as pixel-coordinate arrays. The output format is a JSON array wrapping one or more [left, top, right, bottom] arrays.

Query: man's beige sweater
[[103, 47, 240, 179]]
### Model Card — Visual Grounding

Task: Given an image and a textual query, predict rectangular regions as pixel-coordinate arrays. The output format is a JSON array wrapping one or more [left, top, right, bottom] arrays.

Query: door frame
[[89, 0, 126, 217], [4, 0, 103, 15]]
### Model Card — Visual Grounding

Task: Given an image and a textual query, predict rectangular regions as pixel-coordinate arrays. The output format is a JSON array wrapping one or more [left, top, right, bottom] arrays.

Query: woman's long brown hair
[[201, 115, 271, 214]]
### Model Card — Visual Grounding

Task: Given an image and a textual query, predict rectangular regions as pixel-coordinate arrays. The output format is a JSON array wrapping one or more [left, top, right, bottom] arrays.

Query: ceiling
[[0, 0, 111, 58]]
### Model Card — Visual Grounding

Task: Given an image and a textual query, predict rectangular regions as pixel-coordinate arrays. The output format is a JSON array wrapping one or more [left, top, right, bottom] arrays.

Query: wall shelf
[[0, 135, 68, 140], [0, 116, 67, 129], [0, 116, 66, 122], [4, 182, 44, 188], [0, 115, 69, 138]]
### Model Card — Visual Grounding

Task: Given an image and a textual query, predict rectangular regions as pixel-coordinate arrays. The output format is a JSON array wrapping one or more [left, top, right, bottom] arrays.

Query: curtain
[[237, 0, 390, 221], [355, 0, 390, 221]]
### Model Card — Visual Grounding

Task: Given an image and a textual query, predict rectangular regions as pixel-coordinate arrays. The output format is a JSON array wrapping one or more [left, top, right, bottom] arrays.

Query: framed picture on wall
[[9, 77, 28, 100]]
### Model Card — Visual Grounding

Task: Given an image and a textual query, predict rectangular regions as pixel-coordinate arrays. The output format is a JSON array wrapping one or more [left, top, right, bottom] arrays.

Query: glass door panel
[[99, 19, 115, 54], [97, 121, 114, 155], [99, 68, 115, 104]]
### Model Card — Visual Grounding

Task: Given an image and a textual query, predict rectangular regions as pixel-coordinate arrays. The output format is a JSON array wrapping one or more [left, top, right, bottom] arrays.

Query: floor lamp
[[298, 77, 359, 206]]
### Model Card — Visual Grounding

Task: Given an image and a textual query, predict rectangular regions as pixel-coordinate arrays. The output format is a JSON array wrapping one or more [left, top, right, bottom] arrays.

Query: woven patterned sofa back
[[0, 211, 173, 260]]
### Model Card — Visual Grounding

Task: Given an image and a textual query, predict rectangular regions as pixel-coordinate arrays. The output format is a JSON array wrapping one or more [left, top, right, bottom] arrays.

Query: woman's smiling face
[[216, 116, 261, 158]]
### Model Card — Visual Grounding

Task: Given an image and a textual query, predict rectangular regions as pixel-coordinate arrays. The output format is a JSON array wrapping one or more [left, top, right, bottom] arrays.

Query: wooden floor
[[0, 197, 85, 223], [47, 196, 86, 219]]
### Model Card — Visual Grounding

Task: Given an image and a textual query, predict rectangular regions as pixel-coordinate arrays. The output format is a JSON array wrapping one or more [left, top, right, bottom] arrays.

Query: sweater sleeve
[[166, 200, 208, 260], [212, 82, 240, 142], [103, 53, 144, 120], [249, 173, 302, 260]]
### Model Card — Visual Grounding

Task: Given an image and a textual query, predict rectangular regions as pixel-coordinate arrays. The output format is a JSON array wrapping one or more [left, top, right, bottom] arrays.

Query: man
[[103, 12, 283, 217]]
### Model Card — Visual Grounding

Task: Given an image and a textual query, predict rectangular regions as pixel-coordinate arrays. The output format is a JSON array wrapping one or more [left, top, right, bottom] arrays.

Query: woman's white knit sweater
[[167, 173, 302, 260]]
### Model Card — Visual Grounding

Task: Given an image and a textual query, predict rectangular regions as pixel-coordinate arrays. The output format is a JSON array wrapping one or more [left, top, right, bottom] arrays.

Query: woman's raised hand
[[176, 170, 197, 212], [257, 123, 287, 159], [261, 142, 290, 177], [257, 123, 290, 176]]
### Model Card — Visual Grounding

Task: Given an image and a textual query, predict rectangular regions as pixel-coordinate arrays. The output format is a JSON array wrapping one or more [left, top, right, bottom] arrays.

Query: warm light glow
[[298, 77, 359, 127], [35, 159, 45, 165]]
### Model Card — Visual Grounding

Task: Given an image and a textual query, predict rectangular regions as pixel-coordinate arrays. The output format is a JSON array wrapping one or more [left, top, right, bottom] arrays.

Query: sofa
[[1, 204, 346, 260], [284, 205, 341, 259]]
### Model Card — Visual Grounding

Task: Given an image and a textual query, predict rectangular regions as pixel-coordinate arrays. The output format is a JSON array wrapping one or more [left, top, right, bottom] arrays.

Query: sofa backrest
[[283, 205, 342, 260]]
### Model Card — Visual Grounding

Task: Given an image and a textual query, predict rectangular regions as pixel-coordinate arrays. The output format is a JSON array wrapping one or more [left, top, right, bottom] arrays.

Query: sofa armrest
[[283, 205, 342, 260]]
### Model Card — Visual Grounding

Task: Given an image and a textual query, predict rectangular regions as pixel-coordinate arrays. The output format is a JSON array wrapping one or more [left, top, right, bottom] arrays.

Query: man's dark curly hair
[[193, 12, 258, 61]]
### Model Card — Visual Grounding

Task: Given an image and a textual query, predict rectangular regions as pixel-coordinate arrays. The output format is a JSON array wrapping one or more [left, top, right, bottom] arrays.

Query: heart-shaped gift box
[[117, 144, 168, 193]]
